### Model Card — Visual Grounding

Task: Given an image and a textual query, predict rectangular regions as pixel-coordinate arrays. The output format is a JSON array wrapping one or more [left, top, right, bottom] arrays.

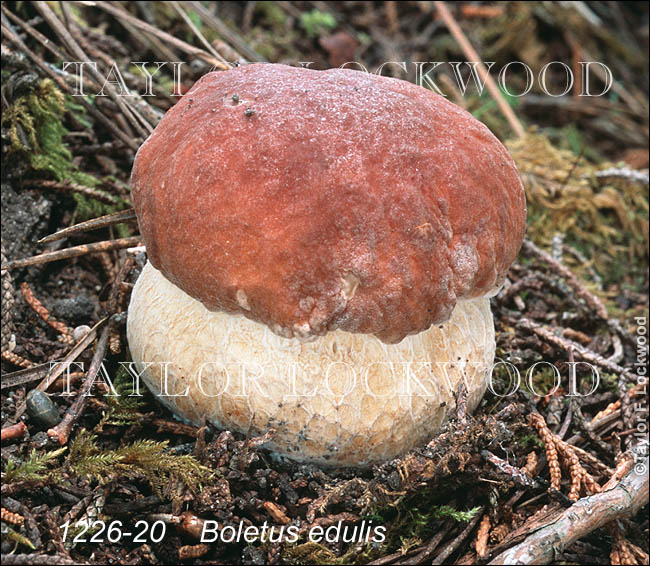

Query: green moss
[[255, 1, 287, 30], [67, 430, 214, 497], [95, 366, 151, 432], [508, 133, 649, 288], [300, 9, 336, 38], [5, 78, 71, 178], [4, 446, 67, 483], [2, 78, 130, 222]]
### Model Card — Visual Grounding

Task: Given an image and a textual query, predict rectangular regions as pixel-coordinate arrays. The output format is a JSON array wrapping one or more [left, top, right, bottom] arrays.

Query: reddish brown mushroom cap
[[131, 63, 526, 343]]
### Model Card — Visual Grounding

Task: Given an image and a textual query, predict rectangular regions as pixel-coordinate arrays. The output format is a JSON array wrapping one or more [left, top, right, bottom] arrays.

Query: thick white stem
[[127, 261, 496, 467]]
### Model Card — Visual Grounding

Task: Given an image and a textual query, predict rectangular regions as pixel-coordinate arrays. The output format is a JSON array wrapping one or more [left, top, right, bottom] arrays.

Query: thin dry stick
[[432, 508, 485, 565], [398, 522, 453, 565], [489, 465, 648, 565], [571, 398, 612, 454], [13, 318, 107, 419], [481, 450, 541, 488], [39, 210, 137, 244], [75, 1, 229, 70], [28, 180, 120, 205], [2, 237, 141, 270], [55, 1, 155, 135], [47, 249, 135, 444], [0, 364, 50, 390], [1, 4, 67, 61], [187, 0, 264, 62], [516, 317, 635, 382], [433, 1, 525, 138], [33, 1, 152, 138], [0, 17, 139, 151], [58, 10, 161, 126], [367, 546, 423, 566], [2, 8, 133, 127], [602, 456, 634, 491], [522, 239, 608, 319], [580, 47, 647, 116], [47, 319, 114, 445], [1, 422, 28, 443], [170, 1, 227, 63], [107, 257, 135, 312], [59, 4, 169, 127]]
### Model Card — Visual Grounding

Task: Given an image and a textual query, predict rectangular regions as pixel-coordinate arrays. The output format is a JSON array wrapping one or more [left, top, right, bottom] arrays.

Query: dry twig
[[516, 317, 635, 382], [489, 465, 648, 564], [474, 514, 491, 559], [2, 237, 141, 271], [1, 422, 28, 443], [521, 239, 609, 320], [432, 1, 525, 138], [47, 319, 114, 445], [432, 507, 485, 565], [74, 1, 229, 70], [38, 210, 137, 245], [14, 318, 106, 419]]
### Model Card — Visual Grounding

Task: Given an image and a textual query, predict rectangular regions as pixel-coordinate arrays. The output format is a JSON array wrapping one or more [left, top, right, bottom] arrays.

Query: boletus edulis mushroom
[[127, 63, 526, 467]]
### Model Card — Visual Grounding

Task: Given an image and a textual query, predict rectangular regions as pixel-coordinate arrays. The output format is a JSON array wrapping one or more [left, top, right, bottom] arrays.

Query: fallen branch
[[489, 463, 649, 564]]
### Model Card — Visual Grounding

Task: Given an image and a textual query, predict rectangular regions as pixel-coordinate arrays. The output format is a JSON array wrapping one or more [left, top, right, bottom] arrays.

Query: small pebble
[[73, 325, 91, 342], [25, 390, 59, 429]]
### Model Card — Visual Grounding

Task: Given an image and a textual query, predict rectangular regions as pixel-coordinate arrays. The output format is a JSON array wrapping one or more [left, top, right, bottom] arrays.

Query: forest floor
[[1, 2, 648, 565]]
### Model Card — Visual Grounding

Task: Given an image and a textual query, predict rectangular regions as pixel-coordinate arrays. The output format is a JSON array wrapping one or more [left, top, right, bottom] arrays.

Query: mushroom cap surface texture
[[131, 63, 526, 344]]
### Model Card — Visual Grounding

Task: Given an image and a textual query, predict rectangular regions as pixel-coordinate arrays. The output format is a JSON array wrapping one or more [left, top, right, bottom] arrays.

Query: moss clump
[[94, 366, 150, 432], [67, 430, 213, 497], [6, 78, 81, 178], [508, 132, 649, 287], [2, 78, 128, 220], [300, 9, 336, 38], [4, 446, 67, 483]]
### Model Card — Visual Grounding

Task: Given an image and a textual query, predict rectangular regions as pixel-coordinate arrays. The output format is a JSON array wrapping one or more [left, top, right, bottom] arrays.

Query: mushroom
[[127, 63, 526, 467]]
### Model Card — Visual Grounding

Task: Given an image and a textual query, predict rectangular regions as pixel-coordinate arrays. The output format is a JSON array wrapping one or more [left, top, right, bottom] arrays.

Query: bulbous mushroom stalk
[[128, 262, 495, 466], [127, 63, 526, 467]]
